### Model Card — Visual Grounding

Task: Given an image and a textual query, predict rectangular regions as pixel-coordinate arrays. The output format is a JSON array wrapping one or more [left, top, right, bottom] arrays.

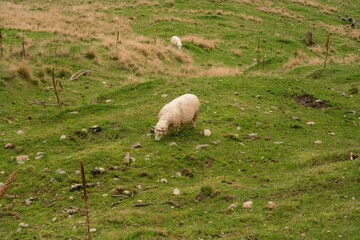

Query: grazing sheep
[[155, 94, 200, 141], [171, 36, 182, 49]]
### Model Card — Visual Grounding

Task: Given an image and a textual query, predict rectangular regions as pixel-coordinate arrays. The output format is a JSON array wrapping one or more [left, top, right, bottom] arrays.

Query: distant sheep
[[154, 94, 200, 141], [171, 36, 182, 49]]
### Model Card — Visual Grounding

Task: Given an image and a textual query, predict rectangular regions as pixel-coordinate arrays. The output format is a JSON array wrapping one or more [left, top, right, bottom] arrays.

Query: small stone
[[247, 133, 258, 139], [306, 121, 315, 126], [228, 203, 238, 210], [160, 178, 168, 183], [144, 155, 151, 161], [0, 171, 5, 175], [203, 129, 211, 137], [314, 99, 322, 104], [328, 132, 336, 136], [37, 152, 45, 156], [35, 155, 43, 160], [274, 141, 284, 145], [50, 178, 57, 183], [55, 168, 66, 174], [16, 155, 29, 162], [19, 222, 29, 227], [4, 143, 15, 149], [102, 194, 108, 197], [173, 188, 180, 196], [17, 160, 25, 165], [105, 99, 112, 103], [292, 117, 300, 121], [169, 142, 177, 147], [146, 133, 152, 138], [60, 135, 67, 140], [89, 125, 102, 133], [136, 185, 142, 190], [266, 201, 276, 209], [25, 198, 33, 206], [137, 200, 143, 203], [195, 144, 209, 150], [175, 172, 182, 177], [74, 170, 81, 175], [69, 196, 74, 200], [68, 111, 79, 115], [315, 140, 323, 145], [161, 94, 168, 98], [242, 200, 253, 209], [123, 190, 130, 195], [0, 182, 4, 188], [52, 217, 57, 222], [236, 126, 241, 131], [90, 228, 97, 233], [264, 136, 271, 141], [256, 95, 262, 99], [347, 110, 357, 115], [132, 142, 141, 149], [17, 130, 24, 135]]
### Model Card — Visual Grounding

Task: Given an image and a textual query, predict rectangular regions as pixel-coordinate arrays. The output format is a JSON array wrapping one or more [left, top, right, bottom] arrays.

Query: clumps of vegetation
[[56, 67, 71, 78], [17, 62, 32, 80], [163, 0, 175, 7], [195, 185, 219, 202], [85, 48, 96, 59], [257, 5, 304, 22], [349, 85, 358, 95], [342, 53, 358, 64], [182, 36, 218, 50]]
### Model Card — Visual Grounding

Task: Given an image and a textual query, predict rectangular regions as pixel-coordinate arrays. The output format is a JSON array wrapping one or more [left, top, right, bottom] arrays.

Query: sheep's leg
[[192, 112, 198, 128]]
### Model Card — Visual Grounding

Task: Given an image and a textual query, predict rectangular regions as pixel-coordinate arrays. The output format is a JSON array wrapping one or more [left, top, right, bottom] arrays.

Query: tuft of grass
[[85, 48, 96, 59], [17, 62, 32, 80]]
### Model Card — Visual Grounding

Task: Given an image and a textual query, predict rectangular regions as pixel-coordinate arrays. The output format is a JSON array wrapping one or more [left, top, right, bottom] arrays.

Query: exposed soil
[[294, 94, 329, 109]]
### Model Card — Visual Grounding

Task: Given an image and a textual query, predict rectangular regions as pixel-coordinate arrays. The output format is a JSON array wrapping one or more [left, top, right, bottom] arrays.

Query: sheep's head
[[154, 126, 167, 141], [177, 43, 182, 49]]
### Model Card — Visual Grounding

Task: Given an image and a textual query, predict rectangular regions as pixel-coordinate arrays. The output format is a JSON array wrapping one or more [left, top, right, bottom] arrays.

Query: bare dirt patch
[[294, 94, 329, 109]]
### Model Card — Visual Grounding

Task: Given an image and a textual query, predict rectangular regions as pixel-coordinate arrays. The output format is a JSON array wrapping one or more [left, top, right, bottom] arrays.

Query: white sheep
[[154, 94, 200, 141], [171, 36, 182, 49]]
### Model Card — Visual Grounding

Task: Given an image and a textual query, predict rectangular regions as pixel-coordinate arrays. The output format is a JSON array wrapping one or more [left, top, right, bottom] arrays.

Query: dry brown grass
[[284, 58, 303, 69], [257, 5, 304, 22], [308, 44, 323, 56], [231, 49, 243, 57], [153, 17, 195, 24], [307, 58, 323, 65], [17, 62, 32, 80], [182, 36, 218, 50], [342, 54, 358, 64], [315, 22, 360, 40], [287, 0, 337, 13], [293, 50, 308, 59]]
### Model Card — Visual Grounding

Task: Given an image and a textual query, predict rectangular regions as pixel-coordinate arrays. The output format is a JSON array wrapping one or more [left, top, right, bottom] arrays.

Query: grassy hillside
[[0, 0, 359, 239]]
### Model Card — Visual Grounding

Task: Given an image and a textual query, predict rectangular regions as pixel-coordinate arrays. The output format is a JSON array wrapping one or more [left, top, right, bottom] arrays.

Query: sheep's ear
[[150, 126, 156, 133]]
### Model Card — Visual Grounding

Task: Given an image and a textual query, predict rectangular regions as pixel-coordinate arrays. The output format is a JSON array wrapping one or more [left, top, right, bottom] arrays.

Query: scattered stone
[[136, 185, 142, 190], [52, 217, 57, 222], [35, 152, 45, 160], [123, 190, 131, 195], [89, 125, 102, 133], [0, 182, 4, 188], [60, 135, 67, 140], [55, 168, 66, 174], [68, 111, 79, 115], [132, 142, 141, 149], [203, 129, 212, 137], [137, 200, 143, 203], [247, 133, 258, 139], [69, 196, 74, 200], [225, 133, 239, 140], [70, 183, 97, 191], [347, 110, 357, 115], [175, 172, 182, 177], [160, 178, 168, 183], [123, 152, 136, 166], [169, 142, 177, 147], [196, 144, 209, 150], [161, 94, 168, 98], [17, 160, 25, 165], [236, 126, 241, 131], [266, 201, 276, 209], [4, 143, 15, 149], [223, 195, 236, 202], [91, 167, 106, 175], [74, 170, 81, 175], [25, 198, 35, 206], [0, 171, 5, 175], [65, 207, 79, 215], [50, 178, 57, 183], [19, 222, 29, 227], [17, 130, 24, 135], [15, 147, 24, 153], [211, 141, 218, 145], [264, 136, 271, 141], [102, 194, 108, 197], [228, 203, 238, 210], [306, 121, 315, 126], [173, 188, 180, 196], [256, 95, 262, 99], [315, 140, 323, 145], [350, 152, 358, 160], [105, 99, 112, 103], [16, 155, 29, 162], [274, 141, 284, 145], [328, 132, 336, 136], [292, 117, 300, 121], [146, 133, 152, 138], [109, 166, 118, 170], [242, 201, 253, 209]]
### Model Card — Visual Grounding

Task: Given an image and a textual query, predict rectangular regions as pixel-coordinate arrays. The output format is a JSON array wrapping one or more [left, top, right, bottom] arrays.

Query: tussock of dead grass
[[231, 49, 243, 57], [17, 62, 33, 80], [307, 58, 323, 65], [342, 54, 358, 64], [284, 58, 303, 69], [174, 65, 242, 78], [308, 44, 323, 56], [257, 5, 304, 22], [153, 17, 195, 24], [182, 36, 218, 50]]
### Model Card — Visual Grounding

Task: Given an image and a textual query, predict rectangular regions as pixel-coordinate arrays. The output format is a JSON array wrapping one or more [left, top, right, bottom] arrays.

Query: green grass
[[1, 0, 359, 239]]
